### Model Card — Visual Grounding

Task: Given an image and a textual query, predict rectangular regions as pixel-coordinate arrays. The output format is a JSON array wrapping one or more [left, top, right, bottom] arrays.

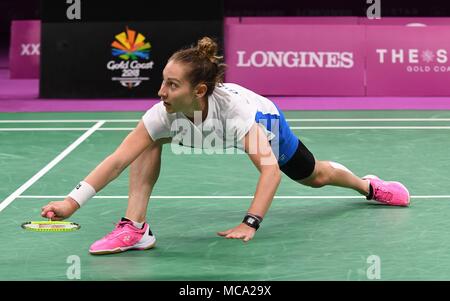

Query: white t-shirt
[[142, 83, 280, 150]]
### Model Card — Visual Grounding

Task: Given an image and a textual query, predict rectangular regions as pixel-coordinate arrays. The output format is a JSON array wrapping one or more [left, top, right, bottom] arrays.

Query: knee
[[299, 161, 331, 188], [304, 175, 328, 188]]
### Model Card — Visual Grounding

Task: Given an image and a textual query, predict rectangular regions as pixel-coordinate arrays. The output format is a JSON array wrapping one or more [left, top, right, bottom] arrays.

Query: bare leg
[[298, 160, 370, 196], [125, 138, 171, 222]]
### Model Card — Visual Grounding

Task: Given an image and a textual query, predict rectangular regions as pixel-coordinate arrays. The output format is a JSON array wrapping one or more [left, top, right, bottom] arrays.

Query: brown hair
[[169, 37, 226, 96]]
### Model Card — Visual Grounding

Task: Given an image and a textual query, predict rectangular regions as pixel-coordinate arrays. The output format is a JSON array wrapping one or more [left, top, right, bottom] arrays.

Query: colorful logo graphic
[[107, 27, 154, 89], [111, 27, 151, 60]]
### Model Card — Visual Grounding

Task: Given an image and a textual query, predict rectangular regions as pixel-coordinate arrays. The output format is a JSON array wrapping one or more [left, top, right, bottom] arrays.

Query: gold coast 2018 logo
[[107, 27, 154, 88]]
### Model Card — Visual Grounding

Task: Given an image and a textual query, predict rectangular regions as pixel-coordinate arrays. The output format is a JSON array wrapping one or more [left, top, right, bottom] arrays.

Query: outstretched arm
[[217, 123, 282, 242], [41, 121, 154, 220]]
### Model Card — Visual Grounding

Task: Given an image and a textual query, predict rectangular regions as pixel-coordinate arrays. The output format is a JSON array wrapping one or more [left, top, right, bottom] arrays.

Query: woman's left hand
[[217, 223, 256, 242]]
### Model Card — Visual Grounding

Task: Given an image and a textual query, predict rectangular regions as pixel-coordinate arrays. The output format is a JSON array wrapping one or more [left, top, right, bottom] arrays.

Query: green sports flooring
[[1, 110, 450, 280]]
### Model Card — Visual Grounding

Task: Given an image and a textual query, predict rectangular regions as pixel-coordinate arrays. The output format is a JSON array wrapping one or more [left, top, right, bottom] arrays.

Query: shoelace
[[374, 185, 393, 203], [104, 221, 130, 239]]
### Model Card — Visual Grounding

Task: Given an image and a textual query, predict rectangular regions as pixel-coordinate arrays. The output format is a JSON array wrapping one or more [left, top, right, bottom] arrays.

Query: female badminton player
[[41, 37, 410, 255]]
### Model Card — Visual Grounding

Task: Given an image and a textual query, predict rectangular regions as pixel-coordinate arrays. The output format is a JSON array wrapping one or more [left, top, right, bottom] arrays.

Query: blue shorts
[[255, 105, 316, 180], [254, 105, 299, 166]]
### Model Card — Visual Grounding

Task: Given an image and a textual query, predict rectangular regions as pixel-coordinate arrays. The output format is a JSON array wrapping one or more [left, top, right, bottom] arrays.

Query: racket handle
[[46, 211, 55, 220]]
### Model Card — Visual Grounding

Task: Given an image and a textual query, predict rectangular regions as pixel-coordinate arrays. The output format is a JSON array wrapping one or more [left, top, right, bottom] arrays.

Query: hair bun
[[197, 37, 218, 61]]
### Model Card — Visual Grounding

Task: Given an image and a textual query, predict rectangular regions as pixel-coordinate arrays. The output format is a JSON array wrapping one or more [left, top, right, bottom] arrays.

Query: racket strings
[[21, 221, 80, 232]]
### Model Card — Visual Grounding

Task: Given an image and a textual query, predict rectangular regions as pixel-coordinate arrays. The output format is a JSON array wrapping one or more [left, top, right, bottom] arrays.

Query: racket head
[[21, 221, 81, 232]]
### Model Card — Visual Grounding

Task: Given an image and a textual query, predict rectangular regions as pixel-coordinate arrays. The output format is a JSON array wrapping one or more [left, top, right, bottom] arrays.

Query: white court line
[[0, 121, 105, 213], [0, 119, 139, 123], [2, 118, 450, 123], [4, 126, 450, 131], [16, 195, 450, 199], [290, 126, 450, 130], [287, 118, 450, 122], [0, 128, 102, 131], [98, 128, 134, 130], [0, 128, 134, 131]]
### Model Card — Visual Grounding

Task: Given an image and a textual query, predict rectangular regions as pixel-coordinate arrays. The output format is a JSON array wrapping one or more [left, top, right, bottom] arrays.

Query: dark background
[[3, 0, 450, 48], [39, 21, 223, 98], [39, 0, 224, 98]]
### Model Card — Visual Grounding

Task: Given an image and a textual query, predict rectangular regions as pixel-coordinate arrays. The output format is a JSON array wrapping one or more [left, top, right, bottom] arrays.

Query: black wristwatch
[[242, 213, 263, 230]]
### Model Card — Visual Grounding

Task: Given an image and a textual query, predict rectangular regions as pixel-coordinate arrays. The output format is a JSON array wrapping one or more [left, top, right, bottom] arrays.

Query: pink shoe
[[363, 175, 410, 207], [89, 218, 156, 255]]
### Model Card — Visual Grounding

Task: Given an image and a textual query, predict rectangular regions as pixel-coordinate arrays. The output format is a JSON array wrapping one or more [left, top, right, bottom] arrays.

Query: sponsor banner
[[366, 25, 450, 96], [9, 20, 41, 79], [27, 15, 450, 97], [40, 21, 222, 98], [225, 24, 365, 96]]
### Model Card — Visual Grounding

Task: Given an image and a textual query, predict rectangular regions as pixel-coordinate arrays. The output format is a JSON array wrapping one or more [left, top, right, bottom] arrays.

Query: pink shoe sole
[[89, 240, 156, 255]]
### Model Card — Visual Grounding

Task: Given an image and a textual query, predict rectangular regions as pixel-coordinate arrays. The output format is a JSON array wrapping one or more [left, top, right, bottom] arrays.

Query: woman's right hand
[[41, 198, 80, 221]]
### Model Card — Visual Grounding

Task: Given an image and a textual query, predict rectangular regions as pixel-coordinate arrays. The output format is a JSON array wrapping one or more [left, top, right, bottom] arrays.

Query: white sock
[[125, 217, 144, 229], [134, 221, 144, 229]]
